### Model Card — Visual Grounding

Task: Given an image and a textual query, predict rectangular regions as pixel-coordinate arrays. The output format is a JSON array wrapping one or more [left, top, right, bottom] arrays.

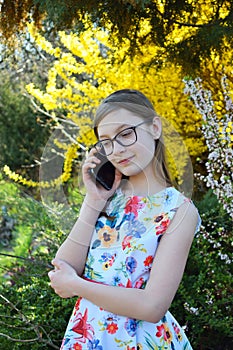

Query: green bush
[[0, 177, 80, 349], [0, 76, 50, 177], [1, 178, 232, 349], [171, 190, 233, 349]]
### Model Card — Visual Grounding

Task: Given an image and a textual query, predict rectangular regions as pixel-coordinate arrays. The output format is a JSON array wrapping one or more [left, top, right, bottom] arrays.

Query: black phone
[[89, 152, 116, 190]]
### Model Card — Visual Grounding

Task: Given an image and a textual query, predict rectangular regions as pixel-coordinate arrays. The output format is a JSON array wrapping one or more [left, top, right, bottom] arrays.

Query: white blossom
[[184, 77, 233, 218]]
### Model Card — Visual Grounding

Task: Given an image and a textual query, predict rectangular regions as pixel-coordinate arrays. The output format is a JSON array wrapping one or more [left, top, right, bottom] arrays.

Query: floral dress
[[61, 187, 201, 350]]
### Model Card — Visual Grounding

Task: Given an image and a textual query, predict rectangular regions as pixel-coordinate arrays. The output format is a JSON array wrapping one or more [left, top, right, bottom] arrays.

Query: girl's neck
[[120, 172, 169, 197]]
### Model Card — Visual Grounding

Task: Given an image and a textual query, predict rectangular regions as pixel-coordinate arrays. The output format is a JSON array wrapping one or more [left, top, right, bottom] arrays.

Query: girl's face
[[97, 108, 161, 178]]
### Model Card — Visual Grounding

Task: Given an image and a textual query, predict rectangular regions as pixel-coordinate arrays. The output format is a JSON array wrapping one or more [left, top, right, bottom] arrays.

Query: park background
[[0, 1, 232, 349]]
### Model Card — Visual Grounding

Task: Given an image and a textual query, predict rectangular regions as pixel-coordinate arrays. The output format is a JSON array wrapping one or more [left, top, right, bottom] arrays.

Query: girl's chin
[[120, 169, 142, 178]]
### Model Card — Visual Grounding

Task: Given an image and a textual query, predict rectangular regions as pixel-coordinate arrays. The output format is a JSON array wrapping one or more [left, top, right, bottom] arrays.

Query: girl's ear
[[150, 116, 162, 139]]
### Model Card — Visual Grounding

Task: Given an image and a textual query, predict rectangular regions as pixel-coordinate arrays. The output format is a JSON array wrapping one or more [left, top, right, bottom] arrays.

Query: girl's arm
[[54, 148, 122, 276], [54, 195, 106, 276], [49, 201, 199, 323]]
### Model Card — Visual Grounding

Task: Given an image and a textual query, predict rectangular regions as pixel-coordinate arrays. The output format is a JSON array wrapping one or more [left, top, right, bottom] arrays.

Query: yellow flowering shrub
[[4, 17, 232, 188]]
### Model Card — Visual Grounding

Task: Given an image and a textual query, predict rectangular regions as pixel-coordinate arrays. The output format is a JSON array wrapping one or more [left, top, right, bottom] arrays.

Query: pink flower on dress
[[134, 277, 145, 289], [172, 322, 183, 341], [125, 196, 145, 218], [122, 235, 132, 250]]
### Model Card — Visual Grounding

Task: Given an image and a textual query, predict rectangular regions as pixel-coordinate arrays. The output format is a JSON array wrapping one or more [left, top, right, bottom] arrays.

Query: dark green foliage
[[171, 190, 233, 349], [0, 177, 77, 349], [0, 76, 50, 177], [0, 178, 232, 349], [1, 0, 233, 73]]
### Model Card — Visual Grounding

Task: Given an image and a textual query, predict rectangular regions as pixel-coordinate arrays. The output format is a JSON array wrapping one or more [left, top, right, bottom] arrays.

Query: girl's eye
[[119, 129, 134, 138], [101, 140, 112, 148]]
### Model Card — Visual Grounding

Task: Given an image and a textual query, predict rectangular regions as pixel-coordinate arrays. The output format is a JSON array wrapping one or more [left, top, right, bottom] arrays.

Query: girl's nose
[[112, 140, 126, 154]]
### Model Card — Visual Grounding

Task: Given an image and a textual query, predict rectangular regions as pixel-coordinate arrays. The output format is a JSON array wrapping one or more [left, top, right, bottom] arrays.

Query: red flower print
[[74, 298, 82, 315], [155, 218, 170, 235], [125, 196, 145, 218], [127, 347, 136, 350], [72, 309, 94, 343], [106, 322, 118, 334], [156, 324, 165, 337], [126, 279, 133, 288], [143, 255, 154, 267], [122, 235, 132, 250], [156, 323, 173, 343], [73, 343, 83, 350], [117, 282, 125, 287]]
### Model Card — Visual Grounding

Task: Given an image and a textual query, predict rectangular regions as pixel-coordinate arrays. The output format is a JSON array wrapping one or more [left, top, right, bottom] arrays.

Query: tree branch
[[0, 294, 60, 349]]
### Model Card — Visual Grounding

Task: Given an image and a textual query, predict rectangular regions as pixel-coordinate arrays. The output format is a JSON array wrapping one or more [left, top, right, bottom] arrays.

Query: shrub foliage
[[0, 178, 232, 349]]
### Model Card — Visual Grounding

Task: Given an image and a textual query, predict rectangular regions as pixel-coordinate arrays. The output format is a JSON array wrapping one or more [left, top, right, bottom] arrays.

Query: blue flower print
[[99, 252, 114, 263], [95, 219, 104, 231], [164, 190, 173, 203], [99, 252, 117, 270], [87, 338, 103, 350], [125, 256, 137, 273], [124, 219, 146, 238], [106, 215, 118, 228], [115, 212, 135, 230], [112, 275, 121, 286], [124, 318, 138, 337]]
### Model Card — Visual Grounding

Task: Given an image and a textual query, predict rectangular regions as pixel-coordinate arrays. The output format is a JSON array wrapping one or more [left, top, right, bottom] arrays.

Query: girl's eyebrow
[[98, 123, 132, 139]]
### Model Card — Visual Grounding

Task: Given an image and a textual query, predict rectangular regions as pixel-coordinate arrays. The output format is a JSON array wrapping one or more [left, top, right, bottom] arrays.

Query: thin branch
[[0, 294, 29, 324], [0, 332, 60, 349], [54, 124, 88, 151], [27, 96, 89, 151], [0, 333, 39, 343], [0, 295, 60, 349], [28, 96, 79, 127], [0, 253, 53, 269]]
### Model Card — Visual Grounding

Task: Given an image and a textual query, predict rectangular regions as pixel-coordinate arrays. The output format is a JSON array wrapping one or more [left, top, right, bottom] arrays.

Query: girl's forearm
[[55, 195, 106, 275], [68, 195, 106, 245], [76, 278, 166, 323]]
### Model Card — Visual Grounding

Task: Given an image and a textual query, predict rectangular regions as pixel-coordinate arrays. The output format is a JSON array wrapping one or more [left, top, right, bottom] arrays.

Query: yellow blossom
[[7, 16, 229, 188]]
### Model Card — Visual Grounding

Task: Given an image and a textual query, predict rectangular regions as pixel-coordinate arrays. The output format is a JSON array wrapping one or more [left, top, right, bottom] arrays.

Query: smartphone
[[89, 152, 116, 190]]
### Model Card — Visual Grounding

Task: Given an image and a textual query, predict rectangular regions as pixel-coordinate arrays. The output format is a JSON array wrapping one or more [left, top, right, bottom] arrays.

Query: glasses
[[94, 120, 152, 156]]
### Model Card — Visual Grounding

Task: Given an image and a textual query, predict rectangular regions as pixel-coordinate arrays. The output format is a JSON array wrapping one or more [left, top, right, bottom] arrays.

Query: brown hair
[[93, 89, 173, 187]]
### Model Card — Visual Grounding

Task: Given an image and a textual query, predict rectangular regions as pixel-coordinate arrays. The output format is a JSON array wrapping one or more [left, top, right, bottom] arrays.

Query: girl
[[48, 89, 201, 350]]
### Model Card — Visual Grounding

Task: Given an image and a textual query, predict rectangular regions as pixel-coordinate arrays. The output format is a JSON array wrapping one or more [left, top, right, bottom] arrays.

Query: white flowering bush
[[184, 77, 233, 218], [178, 78, 233, 348]]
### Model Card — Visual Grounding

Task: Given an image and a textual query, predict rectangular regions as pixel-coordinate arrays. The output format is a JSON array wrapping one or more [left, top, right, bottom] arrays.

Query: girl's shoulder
[[162, 187, 201, 235]]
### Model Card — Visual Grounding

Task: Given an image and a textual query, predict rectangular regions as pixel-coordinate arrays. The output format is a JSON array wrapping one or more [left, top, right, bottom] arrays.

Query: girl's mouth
[[118, 156, 134, 165]]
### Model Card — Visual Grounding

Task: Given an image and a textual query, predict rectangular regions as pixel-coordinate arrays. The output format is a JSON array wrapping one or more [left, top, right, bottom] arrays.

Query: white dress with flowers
[[61, 187, 200, 350]]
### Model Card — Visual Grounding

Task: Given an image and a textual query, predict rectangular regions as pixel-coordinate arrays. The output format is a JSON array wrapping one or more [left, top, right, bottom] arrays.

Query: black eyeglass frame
[[94, 120, 153, 156]]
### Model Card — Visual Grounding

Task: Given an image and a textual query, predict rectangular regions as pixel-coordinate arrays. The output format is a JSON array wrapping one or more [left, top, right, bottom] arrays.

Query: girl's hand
[[82, 148, 122, 202], [48, 259, 81, 298]]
